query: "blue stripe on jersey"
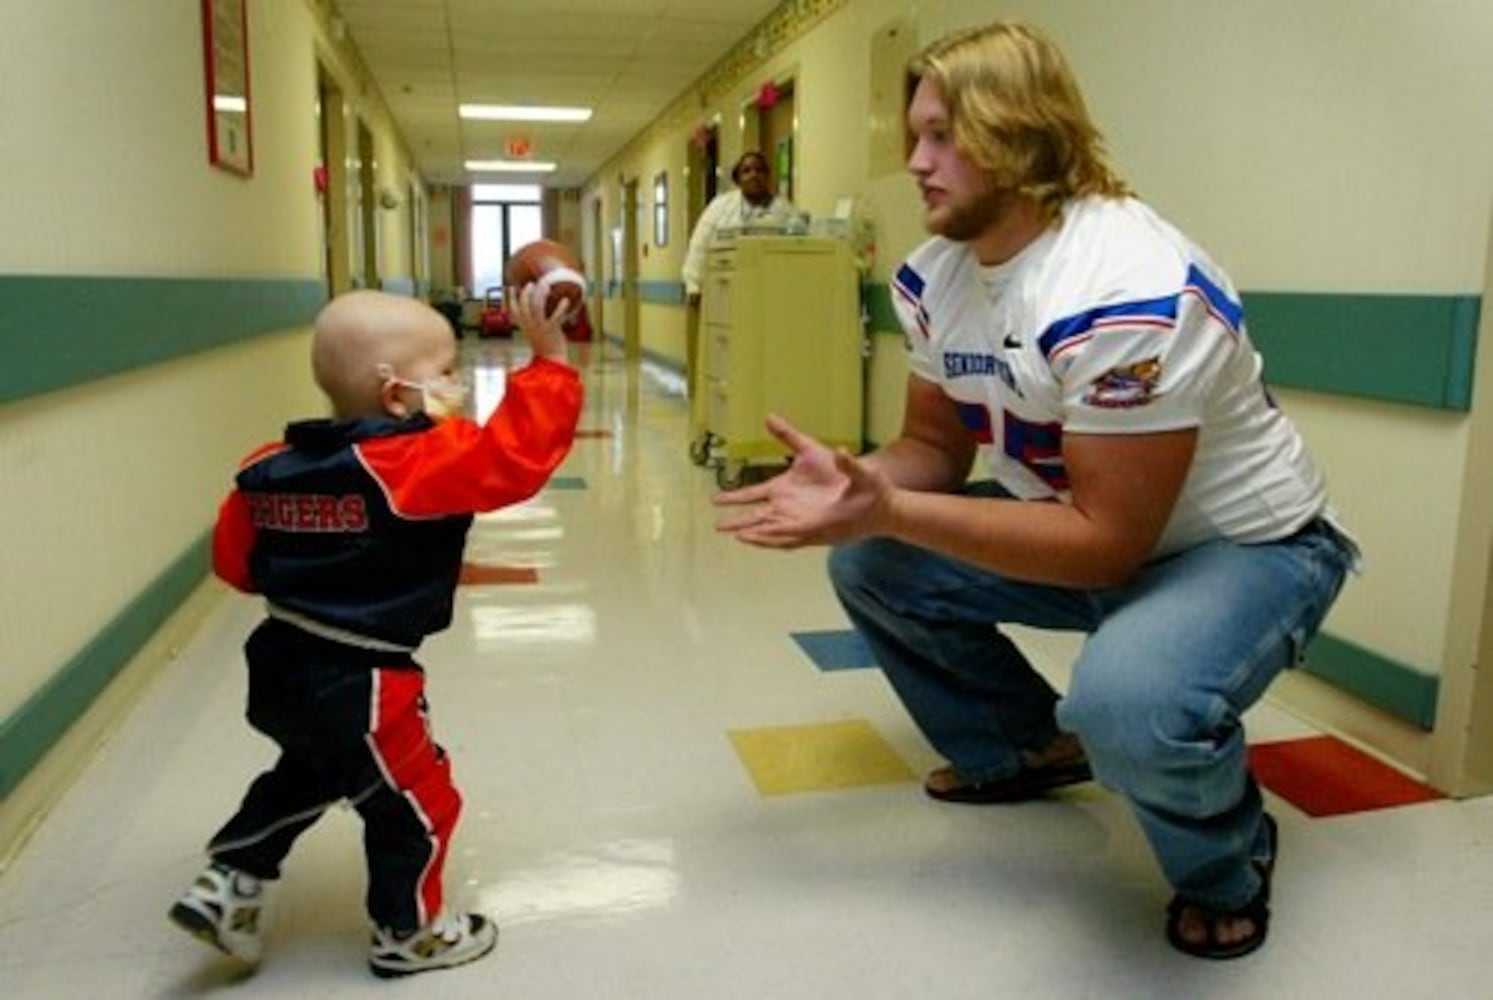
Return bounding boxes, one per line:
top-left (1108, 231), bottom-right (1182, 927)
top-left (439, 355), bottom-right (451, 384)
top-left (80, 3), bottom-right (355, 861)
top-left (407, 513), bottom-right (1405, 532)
top-left (893, 263), bottom-right (924, 301)
top-left (1184, 264), bottom-right (1244, 333)
top-left (1038, 293), bottom-right (1178, 359)
top-left (1036, 264), bottom-right (1245, 360)
top-left (893, 263), bottom-right (932, 339)
top-left (1002, 415), bottom-right (1067, 491)
top-left (955, 401), bottom-right (995, 444)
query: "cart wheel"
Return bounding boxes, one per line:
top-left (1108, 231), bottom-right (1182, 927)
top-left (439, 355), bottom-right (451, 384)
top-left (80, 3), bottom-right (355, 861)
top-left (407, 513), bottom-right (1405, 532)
top-left (688, 431), bottom-right (713, 467)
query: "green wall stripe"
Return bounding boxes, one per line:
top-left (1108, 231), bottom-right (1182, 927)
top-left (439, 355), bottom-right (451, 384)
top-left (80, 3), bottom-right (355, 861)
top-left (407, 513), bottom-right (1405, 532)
top-left (380, 277), bottom-right (418, 297)
top-left (600, 280), bottom-right (686, 305)
top-left (1244, 292), bottom-right (1480, 410)
top-left (860, 283), bottom-right (1481, 412)
top-left (638, 280), bottom-right (686, 305)
top-left (1302, 632), bottom-right (1440, 730)
top-left (0, 275), bottom-right (326, 405)
top-left (0, 534), bottom-right (210, 800)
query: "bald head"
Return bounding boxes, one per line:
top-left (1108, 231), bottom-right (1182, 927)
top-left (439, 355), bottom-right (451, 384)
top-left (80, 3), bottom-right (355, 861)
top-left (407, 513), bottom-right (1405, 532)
top-left (311, 290), bottom-right (453, 418)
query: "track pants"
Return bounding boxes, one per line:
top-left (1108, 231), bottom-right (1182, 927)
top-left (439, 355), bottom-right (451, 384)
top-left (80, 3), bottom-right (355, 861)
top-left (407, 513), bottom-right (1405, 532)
top-left (206, 619), bottom-right (461, 934)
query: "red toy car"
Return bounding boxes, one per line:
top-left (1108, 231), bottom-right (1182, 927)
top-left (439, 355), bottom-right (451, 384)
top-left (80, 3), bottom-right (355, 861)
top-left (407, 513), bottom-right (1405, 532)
top-left (478, 287), bottom-right (512, 338)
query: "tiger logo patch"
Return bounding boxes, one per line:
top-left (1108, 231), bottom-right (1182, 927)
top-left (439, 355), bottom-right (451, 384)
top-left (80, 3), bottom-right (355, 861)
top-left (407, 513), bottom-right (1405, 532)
top-left (1084, 358), bottom-right (1162, 409)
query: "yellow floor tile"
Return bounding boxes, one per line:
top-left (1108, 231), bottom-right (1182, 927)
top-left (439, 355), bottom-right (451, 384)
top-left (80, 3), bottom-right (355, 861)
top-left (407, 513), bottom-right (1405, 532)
top-left (727, 718), bottom-right (916, 796)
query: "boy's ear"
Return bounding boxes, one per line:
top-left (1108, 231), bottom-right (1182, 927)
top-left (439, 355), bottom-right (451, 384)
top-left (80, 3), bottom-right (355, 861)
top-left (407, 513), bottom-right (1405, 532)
top-left (379, 374), bottom-right (409, 418)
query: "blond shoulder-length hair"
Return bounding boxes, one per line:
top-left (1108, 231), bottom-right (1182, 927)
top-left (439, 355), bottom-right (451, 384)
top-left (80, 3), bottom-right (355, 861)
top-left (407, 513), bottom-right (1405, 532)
top-left (911, 21), bottom-right (1131, 221)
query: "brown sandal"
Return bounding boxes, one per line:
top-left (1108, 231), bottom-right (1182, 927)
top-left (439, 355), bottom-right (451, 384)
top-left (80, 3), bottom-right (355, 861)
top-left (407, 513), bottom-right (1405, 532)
top-left (923, 757), bottom-right (1093, 804)
top-left (1165, 813), bottom-right (1277, 960)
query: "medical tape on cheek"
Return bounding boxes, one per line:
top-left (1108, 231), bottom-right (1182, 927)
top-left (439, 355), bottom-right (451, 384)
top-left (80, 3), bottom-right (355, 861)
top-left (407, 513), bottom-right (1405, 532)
top-left (536, 267), bottom-right (588, 297)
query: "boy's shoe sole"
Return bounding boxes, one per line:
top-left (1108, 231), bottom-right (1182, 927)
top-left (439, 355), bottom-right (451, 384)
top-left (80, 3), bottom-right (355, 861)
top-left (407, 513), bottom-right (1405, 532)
top-left (369, 913), bottom-right (498, 979)
top-left (170, 900), bottom-right (233, 953)
top-left (167, 862), bottom-right (264, 964)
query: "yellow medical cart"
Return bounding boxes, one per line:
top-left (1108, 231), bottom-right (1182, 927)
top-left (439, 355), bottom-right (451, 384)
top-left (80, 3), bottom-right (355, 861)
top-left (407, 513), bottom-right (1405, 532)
top-left (694, 235), bottom-right (864, 487)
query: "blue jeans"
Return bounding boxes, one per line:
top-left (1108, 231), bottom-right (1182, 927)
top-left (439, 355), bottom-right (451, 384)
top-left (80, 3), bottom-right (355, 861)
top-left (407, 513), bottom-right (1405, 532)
top-left (827, 486), bottom-right (1354, 910)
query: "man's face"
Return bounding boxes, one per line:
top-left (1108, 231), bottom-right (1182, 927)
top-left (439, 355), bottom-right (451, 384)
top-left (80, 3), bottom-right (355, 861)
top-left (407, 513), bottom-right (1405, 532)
top-left (906, 77), bottom-right (1006, 241)
top-left (736, 156), bottom-right (772, 205)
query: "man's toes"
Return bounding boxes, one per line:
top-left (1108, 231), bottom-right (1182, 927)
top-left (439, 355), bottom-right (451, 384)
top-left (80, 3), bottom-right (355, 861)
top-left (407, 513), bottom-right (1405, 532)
top-left (1174, 906), bottom-right (1209, 945)
top-left (1215, 915), bottom-right (1256, 946)
top-left (1175, 906), bottom-right (1257, 947)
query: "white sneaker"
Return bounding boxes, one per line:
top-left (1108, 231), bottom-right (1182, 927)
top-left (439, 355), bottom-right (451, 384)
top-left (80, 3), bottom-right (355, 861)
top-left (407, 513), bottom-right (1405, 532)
top-left (168, 861), bottom-right (265, 964)
top-left (368, 911), bottom-right (497, 979)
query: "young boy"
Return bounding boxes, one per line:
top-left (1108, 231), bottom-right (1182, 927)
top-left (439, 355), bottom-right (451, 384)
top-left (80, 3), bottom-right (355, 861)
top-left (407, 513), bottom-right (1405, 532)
top-left (169, 285), bottom-right (582, 978)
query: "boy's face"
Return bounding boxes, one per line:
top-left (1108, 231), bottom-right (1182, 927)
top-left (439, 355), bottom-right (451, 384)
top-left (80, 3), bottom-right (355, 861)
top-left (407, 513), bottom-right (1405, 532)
top-left (401, 328), bottom-right (457, 385)
top-left (383, 325), bottom-right (463, 419)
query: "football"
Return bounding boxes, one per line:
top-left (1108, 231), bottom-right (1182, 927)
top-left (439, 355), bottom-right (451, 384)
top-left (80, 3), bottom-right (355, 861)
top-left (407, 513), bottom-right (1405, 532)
top-left (504, 238), bottom-right (587, 324)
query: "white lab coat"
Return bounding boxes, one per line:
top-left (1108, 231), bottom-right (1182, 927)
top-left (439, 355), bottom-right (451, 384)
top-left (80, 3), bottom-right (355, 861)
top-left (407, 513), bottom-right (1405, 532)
top-left (681, 190), bottom-right (797, 296)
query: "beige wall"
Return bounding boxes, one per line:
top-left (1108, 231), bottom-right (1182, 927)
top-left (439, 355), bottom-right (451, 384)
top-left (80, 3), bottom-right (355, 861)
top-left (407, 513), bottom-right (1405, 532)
top-left (0, 2), bottom-right (316, 276)
top-left (584, 0), bottom-right (1493, 779)
top-left (0, 1), bottom-right (418, 743)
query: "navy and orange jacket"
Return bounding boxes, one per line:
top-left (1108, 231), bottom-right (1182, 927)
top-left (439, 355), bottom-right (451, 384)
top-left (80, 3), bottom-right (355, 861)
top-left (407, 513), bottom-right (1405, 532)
top-left (213, 358), bottom-right (582, 650)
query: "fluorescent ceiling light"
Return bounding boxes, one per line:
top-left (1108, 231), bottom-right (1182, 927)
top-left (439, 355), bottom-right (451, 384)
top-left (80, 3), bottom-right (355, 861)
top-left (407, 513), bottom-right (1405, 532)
top-left (213, 95), bottom-right (247, 113)
top-left (459, 104), bottom-right (592, 122)
top-left (465, 160), bottom-right (558, 173)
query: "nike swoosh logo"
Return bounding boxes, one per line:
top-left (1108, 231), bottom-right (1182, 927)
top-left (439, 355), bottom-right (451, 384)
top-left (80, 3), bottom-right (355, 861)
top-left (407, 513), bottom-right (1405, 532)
top-left (1003, 334), bottom-right (1022, 348)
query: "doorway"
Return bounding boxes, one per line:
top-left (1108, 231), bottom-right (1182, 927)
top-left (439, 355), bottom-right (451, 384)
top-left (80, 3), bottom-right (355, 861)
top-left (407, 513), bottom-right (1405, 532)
top-left (408, 180), bottom-right (424, 294)
top-left (684, 124), bottom-right (720, 398)
top-left (756, 80), bottom-right (796, 202)
top-left (589, 195), bottom-right (605, 338)
top-left (686, 123), bottom-right (720, 233)
top-left (356, 120), bottom-right (378, 288)
top-left (315, 66), bottom-right (350, 297)
top-left (621, 178), bottom-right (641, 360)
top-left (1430, 209), bottom-right (1493, 797)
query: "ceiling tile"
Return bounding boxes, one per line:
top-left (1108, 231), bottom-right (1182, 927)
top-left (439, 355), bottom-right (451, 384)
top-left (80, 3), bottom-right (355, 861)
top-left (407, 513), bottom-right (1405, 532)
top-left (332, 0), bottom-right (783, 185)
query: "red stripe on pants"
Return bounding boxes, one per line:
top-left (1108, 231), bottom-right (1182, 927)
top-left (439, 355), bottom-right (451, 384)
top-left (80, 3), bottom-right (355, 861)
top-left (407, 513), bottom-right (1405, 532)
top-left (368, 667), bottom-right (462, 927)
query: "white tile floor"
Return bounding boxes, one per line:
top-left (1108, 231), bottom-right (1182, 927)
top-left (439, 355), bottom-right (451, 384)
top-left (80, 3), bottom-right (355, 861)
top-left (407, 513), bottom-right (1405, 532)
top-left (1, 340), bottom-right (1490, 998)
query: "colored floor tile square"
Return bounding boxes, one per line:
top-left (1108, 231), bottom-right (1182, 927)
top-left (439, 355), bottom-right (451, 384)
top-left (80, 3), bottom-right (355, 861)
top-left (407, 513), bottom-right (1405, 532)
top-left (548, 476), bottom-right (587, 490)
top-left (791, 629), bottom-right (877, 672)
top-left (459, 562), bottom-right (539, 586)
top-left (1249, 735), bottom-right (1445, 818)
top-left (727, 719), bottom-right (915, 796)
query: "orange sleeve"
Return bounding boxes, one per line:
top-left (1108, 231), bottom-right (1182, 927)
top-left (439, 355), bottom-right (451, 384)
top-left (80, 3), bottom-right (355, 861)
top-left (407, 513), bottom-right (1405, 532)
top-left (360, 357), bottom-right (584, 517)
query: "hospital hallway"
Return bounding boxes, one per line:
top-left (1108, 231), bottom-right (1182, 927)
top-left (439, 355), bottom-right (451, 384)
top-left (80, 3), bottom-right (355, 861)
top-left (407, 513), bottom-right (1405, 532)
top-left (1, 339), bottom-right (1489, 999)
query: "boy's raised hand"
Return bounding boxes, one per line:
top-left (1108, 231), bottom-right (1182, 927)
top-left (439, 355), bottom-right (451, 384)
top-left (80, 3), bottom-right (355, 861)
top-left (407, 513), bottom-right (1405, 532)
top-left (508, 283), bottom-right (571, 362)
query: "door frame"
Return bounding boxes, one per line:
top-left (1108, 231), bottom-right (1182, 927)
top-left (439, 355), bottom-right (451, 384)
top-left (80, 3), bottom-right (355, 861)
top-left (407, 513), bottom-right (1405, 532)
top-left (621, 177), bottom-right (641, 360)
top-left (315, 64), bottom-right (350, 297)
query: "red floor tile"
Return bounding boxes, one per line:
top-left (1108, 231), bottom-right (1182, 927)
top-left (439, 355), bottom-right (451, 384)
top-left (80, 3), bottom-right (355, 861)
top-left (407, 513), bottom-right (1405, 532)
top-left (1250, 735), bottom-right (1444, 818)
top-left (459, 562), bottom-right (539, 585)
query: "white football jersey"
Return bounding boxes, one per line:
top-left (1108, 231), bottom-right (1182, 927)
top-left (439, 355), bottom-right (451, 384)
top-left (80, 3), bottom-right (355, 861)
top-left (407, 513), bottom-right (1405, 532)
top-left (893, 196), bottom-right (1327, 555)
